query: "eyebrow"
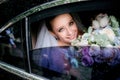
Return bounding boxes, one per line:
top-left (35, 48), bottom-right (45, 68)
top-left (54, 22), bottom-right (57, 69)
top-left (56, 17), bottom-right (74, 31)
top-left (70, 18), bottom-right (74, 21)
top-left (56, 26), bottom-right (64, 32)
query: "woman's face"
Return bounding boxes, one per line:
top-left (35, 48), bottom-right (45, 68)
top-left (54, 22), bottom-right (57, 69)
top-left (50, 13), bottom-right (79, 45)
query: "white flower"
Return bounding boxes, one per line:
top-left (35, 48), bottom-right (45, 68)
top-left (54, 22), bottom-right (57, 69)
top-left (106, 44), bottom-right (113, 47)
top-left (71, 13), bottom-right (119, 49)
top-left (92, 20), bottom-right (100, 29)
top-left (96, 13), bottom-right (104, 21)
top-left (71, 39), bottom-right (80, 46)
top-left (99, 26), bottom-right (115, 42)
top-left (71, 35), bottom-right (81, 46)
top-left (99, 15), bottom-right (109, 27)
top-left (79, 39), bottom-right (88, 46)
top-left (89, 34), bottom-right (95, 42)
top-left (96, 13), bottom-right (109, 28)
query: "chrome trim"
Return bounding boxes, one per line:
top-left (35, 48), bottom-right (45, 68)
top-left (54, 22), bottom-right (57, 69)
top-left (0, 61), bottom-right (49, 80)
top-left (0, 0), bottom-right (85, 33)
top-left (25, 17), bottom-right (31, 73)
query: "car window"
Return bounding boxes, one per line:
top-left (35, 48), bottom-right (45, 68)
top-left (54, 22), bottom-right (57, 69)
top-left (28, 1), bottom-right (120, 80)
top-left (0, 20), bottom-right (26, 70)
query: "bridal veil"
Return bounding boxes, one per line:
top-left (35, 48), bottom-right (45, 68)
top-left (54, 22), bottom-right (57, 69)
top-left (34, 22), bottom-right (58, 49)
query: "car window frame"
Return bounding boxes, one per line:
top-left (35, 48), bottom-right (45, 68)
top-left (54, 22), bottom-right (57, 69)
top-left (0, 0), bottom-right (119, 80)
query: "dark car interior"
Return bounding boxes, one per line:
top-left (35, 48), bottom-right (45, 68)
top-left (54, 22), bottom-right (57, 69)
top-left (0, 0), bottom-right (120, 80)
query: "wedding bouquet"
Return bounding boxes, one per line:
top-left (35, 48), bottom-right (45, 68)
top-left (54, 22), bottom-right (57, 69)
top-left (71, 13), bottom-right (120, 66)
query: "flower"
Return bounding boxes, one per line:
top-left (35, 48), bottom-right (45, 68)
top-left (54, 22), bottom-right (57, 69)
top-left (81, 46), bottom-right (89, 56)
top-left (89, 44), bottom-right (101, 56)
top-left (95, 13), bottom-right (109, 28)
top-left (99, 25), bottom-right (115, 42)
top-left (81, 55), bottom-right (94, 66)
top-left (92, 20), bottom-right (100, 29)
top-left (71, 13), bottom-right (120, 66)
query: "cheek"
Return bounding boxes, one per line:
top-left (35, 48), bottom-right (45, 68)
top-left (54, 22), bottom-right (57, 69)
top-left (56, 33), bottom-right (67, 41)
top-left (72, 25), bottom-right (78, 32)
top-left (58, 33), bottom-right (66, 39)
top-left (72, 24), bottom-right (77, 29)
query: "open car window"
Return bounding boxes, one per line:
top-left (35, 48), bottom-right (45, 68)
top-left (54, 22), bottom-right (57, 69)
top-left (0, 0), bottom-right (119, 80)
top-left (29, 1), bottom-right (120, 80)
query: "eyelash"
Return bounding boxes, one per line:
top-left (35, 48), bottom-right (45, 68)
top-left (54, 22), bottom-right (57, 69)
top-left (69, 21), bottom-right (74, 26)
top-left (58, 28), bottom-right (63, 32)
top-left (58, 21), bottom-right (74, 32)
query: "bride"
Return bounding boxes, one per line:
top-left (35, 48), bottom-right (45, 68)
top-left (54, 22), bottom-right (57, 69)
top-left (33, 13), bottom-right (84, 80)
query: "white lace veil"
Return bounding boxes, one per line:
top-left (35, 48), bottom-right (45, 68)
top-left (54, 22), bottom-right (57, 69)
top-left (34, 22), bottom-right (58, 49)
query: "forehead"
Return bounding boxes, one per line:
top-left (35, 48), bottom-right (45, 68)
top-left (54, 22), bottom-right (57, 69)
top-left (54, 13), bottom-right (72, 20)
top-left (51, 13), bottom-right (72, 22)
top-left (50, 13), bottom-right (72, 26)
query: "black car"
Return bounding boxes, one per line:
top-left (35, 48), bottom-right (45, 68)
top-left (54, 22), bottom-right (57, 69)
top-left (0, 0), bottom-right (120, 80)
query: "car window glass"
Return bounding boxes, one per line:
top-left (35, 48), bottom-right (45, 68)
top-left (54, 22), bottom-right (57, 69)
top-left (0, 20), bottom-right (26, 70)
top-left (29, 1), bottom-right (120, 80)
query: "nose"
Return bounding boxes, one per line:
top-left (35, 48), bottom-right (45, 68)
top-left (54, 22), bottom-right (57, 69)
top-left (66, 28), bottom-right (72, 35)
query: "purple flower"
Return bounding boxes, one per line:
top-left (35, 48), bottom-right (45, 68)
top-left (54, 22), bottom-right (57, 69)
top-left (94, 55), bottom-right (104, 63)
top-left (80, 46), bottom-right (120, 66)
top-left (81, 55), bottom-right (94, 66)
top-left (89, 45), bottom-right (101, 56)
top-left (114, 48), bottom-right (120, 60)
top-left (81, 46), bottom-right (89, 56)
top-left (101, 47), bottom-right (114, 59)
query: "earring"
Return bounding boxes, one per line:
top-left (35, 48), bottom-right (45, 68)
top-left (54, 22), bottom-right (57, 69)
top-left (55, 36), bottom-right (58, 40)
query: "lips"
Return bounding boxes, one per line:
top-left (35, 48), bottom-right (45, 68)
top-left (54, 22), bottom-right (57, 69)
top-left (69, 33), bottom-right (77, 40)
top-left (70, 36), bottom-right (76, 40)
